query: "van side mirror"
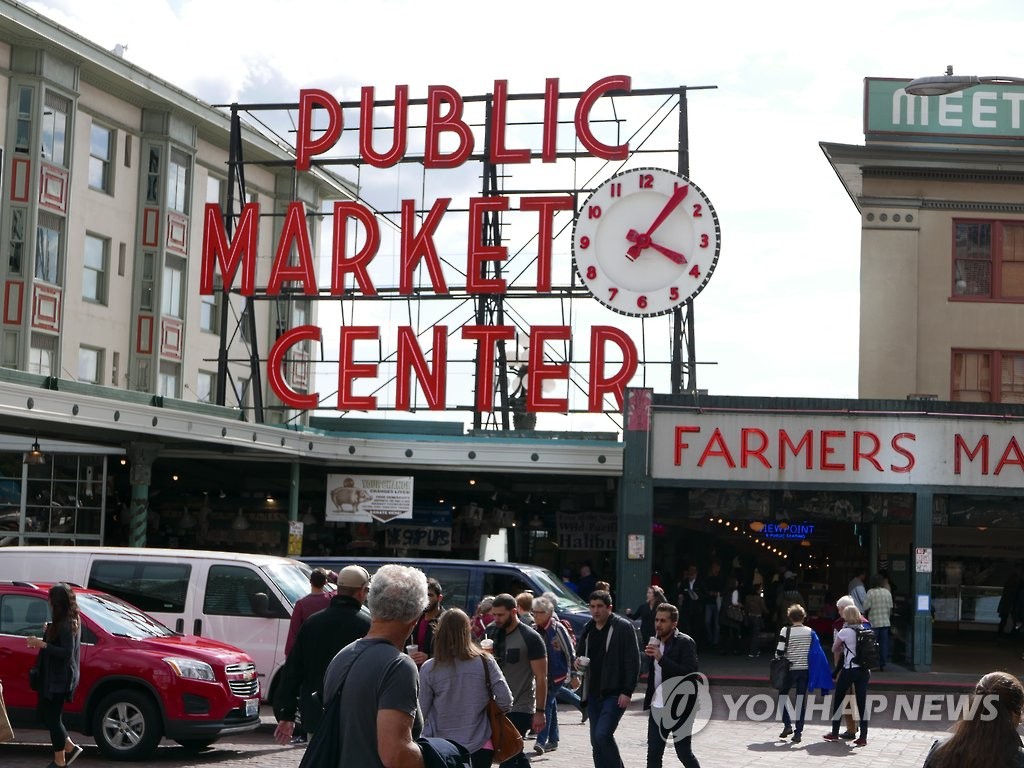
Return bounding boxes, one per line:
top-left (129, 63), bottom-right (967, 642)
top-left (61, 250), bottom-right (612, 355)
top-left (250, 592), bottom-right (270, 616)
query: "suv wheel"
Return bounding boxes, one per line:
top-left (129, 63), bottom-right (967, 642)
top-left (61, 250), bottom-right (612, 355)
top-left (93, 689), bottom-right (163, 760)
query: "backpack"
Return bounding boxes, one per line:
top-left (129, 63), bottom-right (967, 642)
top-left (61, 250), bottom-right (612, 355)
top-left (559, 618), bottom-right (577, 646)
top-left (852, 627), bottom-right (880, 669)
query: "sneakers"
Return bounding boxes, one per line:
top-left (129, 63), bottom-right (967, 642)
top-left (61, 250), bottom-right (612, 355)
top-left (791, 734), bottom-right (802, 744)
top-left (822, 733), bottom-right (840, 742)
top-left (289, 733), bottom-right (308, 746)
top-left (779, 726), bottom-right (793, 738)
top-left (854, 738), bottom-right (868, 747)
top-left (65, 745), bottom-right (84, 767)
top-left (840, 731), bottom-right (857, 740)
top-left (534, 744), bottom-right (546, 755)
top-left (543, 743), bottom-right (558, 753)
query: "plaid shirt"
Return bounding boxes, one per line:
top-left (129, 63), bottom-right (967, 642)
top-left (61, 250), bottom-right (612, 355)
top-left (862, 587), bottom-right (893, 628)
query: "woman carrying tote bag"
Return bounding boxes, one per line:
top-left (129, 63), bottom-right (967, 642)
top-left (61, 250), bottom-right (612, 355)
top-left (419, 609), bottom-right (513, 768)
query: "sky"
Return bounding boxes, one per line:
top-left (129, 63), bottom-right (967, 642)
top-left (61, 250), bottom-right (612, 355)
top-left (23, 0), bottom-right (1024, 431)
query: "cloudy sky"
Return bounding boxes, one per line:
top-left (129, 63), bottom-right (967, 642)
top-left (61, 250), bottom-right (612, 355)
top-left (23, 0), bottom-right (1024, 430)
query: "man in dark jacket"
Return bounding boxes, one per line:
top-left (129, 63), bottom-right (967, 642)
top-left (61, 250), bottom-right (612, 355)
top-left (643, 603), bottom-right (701, 768)
top-left (272, 565), bottom-right (372, 743)
top-left (576, 589), bottom-right (640, 768)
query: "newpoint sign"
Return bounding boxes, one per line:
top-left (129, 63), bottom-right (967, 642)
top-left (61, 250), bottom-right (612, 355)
top-left (651, 411), bottom-right (1024, 489)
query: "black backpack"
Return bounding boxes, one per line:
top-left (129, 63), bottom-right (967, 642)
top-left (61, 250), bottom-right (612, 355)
top-left (852, 627), bottom-right (880, 670)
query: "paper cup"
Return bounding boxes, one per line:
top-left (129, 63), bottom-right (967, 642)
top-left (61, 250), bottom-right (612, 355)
top-left (480, 638), bottom-right (494, 651)
top-left (577, 655), bottom-right (590, 668)
top-left (406, 644), bottom-right (418, 654)
top-left (648, 636), bottom-right (658, 646)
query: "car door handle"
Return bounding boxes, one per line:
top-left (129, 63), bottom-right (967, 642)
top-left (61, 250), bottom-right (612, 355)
top-left (193, 619), bottom-right (202, 635)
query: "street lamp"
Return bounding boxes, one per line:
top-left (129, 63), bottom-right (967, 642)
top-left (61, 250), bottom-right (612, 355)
top-left (906, 65), bottom-right (1024, 96)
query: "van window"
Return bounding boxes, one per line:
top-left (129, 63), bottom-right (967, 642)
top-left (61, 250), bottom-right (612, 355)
top-left (204, 564), bottom-right (286, 617)
top-left (483, 570), bottom-right (534, 601)
top-left (425, 568), bottom-right (471, 615)
top-left (89, 560), bottom-right (191, 613)
top-left (0, 594), bottom-right (49, 636)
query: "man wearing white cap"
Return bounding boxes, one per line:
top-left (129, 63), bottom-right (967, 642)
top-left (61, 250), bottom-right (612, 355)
top-left (274, 565), bottom-right (372, 745)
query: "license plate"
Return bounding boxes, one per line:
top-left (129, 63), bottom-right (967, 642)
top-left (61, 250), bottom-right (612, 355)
top-left (245, 698), bottom-right (259, 718)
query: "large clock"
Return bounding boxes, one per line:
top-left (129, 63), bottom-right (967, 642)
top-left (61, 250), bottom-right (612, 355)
top-left (572, 167), bottom-right (721, 317)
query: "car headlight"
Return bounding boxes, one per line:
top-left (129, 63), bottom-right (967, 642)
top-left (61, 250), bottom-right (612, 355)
top-left (163, 657), bottom-right (216, 681)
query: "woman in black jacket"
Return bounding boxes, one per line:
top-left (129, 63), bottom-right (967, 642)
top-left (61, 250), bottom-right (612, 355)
top-left (632, 585), bottom-right (667, 646)
top-left (27, 583), bottom-right (83, 768)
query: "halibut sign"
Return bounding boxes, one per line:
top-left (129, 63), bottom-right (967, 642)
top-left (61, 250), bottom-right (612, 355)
top-left (200, 76), bottom-right (644, 415)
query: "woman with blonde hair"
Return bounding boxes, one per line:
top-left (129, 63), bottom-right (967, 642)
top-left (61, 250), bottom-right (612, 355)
top-left (419, 608), bottom-right (513, 768)
top-left (924, 671), bottom-right (1024, 767)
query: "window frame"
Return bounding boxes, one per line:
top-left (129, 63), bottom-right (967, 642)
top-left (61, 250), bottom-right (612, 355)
top-left (88, 123), bottom-right (115, 193)
top-left (78, 345), bottom-right (102, 384)
top-left (952, 218), bottom-right (1024, 302)
top-left (35, 211), bottom-right (63, 285)
top-left (83, 232), bottom-right (108, 304)
top-left (951, 348), bottom-right (1024, 403)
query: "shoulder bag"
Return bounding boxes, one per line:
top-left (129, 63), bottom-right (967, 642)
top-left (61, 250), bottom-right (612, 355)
top-left (481, 655), bottom-right (523, 764)
top-left (297, 642), bottom-right (372, 768)
top-left (0, 681), bottom-right (13, 743)
top-left (769, 626), bottom-right (792, 691)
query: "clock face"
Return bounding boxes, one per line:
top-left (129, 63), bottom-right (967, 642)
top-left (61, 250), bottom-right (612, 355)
top-left (572, 167), bottom-right (721, 317)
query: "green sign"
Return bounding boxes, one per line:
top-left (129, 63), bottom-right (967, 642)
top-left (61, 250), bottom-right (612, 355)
top-left (865, 77), bottom-right (1024, 139)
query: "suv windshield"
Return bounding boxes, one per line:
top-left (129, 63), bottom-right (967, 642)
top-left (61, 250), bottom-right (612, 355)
top-left (527, 567), bottom-right (589, 614)
top-left (79, 592), bottom-right (176, 639)
top-left (263, 562), bottom-right (321, 607)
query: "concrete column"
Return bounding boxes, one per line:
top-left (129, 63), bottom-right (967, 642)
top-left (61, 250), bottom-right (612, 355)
top-left (616, 388), bottom-right (654, 614)
top-left (911, 490), bottom-right (933, 671)
top-left (127, 442), bottom-right (161, 548)
top-left (289, 461), bottom-right (300, 522)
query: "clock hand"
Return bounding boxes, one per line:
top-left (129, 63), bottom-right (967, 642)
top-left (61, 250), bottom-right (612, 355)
top-left (643, 183), bottom-right (689, 239)
top-left (626, 229), bottom-right (687, 264)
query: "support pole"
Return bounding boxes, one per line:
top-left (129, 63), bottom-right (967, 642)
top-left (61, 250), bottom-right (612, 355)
top-left (911, 491), bottom-right (933, 671)
top-left (616, 388), bottom-right (654, 613)
top-left (127, 442), bottom-right (161, 548)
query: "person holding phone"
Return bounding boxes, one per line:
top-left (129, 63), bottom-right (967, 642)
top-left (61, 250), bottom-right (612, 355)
top-left (27, 583), bottom-right (83, 768)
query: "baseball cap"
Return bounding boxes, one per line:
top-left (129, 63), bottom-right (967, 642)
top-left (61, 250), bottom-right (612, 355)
top-left (337, 565), bottom-right (371, 588)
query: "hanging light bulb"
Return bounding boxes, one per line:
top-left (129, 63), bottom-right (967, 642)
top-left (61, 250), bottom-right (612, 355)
top-left (232, 508), bottom-right (250, 531)
top-left (23, 439), bottom-right (45, 465)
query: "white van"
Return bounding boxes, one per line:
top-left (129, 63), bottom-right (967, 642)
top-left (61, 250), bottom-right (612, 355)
top-left (0, 546), bottom-right (320, 700)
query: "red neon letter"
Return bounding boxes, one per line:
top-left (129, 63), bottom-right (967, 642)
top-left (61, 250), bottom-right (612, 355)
top-left (296, 89), bottom-right (342, 171)
top-left (698, 429), bottom-right (736, 468)
top-left (891, 432), bottom-right (916, 473)
top-left (588, 326), bottom-right (638, 412)
top-left (360, 84), bottom-right (408, 167)
top-left (201, 202), bottom-right (258, 296)
top-left (462, 325), bottom-right (516, 412)
top-left (954, 433), bottom-right (988, 475)
top-left (489, 80), bottom-right (531, 164)
top-left (337, 326), bottom-right (379, 411)
top-left (674, 426), bottom-right (700, 466)
top-left (267, 202), bottom-right (317, 295)
top-left (820, 430), bottom-right (847, 471)
top-left (332, 202), bottom-right (379, 296)
top-left (574, 75), bottom-right (631, 161)
top-left (527, 326), bottom-right (570, 412)
top-left (400, 198), bottom-right (450, 294)
top-left (741, 428), bottom-right (771, 469)
top-left (267, 325), bottom-right (320, 409)
top-left (853, 431), bottom-right (883, 471)
top-left (995, 436), bottom-right (1024, 475)
top-left (542, 78), bottom-right (559, 163)
top-left (424, 85), bottom-right (474, 169)
top-left (466, 196), bottom-right (509, 294)
top-left (778, 429), bottom-right (813, 470)
top-left (520, 195), bottom-right (573, 292)
top-left (395, 326), bottom-right (448, 411)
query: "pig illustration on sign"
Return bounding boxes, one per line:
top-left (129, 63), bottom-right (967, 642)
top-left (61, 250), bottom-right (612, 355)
top-left (331, 477), bottom-right (373, 513)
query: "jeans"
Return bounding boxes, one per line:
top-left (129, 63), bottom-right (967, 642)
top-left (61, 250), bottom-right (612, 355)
top-left (647, 711), bottom-right (701, 768)
top-left (588, 694), bottom-right (628, 768)
top-left (537, 681), bottom-right (563, 747)
top-left (778, 668), bottom-right (809, 735)
top-left (704, 601), bottom-right (721, 646)
top-left (830, 666), bottom-right (870, 740)
top-left (498, 711), bottom-right (531, 768)
top-left (557, 683), bottom-right (582, 708)
top-left (874, 626), bottom-right (890, 668)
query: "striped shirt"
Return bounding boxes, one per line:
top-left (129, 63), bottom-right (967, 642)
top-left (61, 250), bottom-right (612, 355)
top-left (775, 624), bottom-right (813, 670)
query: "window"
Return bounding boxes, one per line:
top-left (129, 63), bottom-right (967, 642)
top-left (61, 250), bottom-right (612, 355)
top-left (167, 147), bottom-right (191, 213)
top-left (200, 293), bottom-right (219, 332)
top-left (9, 207), bottom-right (26, 274)
top-left (203, 565), bottom-right (285, 617)
top-left (89, 123), bottom-right (114, 192)
top-left (83, 233), bottom-right (107, 303)
top-left (146, 146), bottom-right (161, 203)
top-left (41, 91), bottom-right (70, 166)
top-left (161, 254), bottom-right (184, 318)
top-left (158, 360), bottom-right (180, 398)
top-left (35, 211), bottom-right (63, 284)
top-left (28, 333), bottom-right (57, 375)
top-left (140, 251), bottom-right (155, 310)
top-left (0, 595), bottom-right (50, 636)
top-left (953, 220), bottom-right (1024, 300)
top-left (952, 349), bottom-right (1024, 403)
top-left (206, 175), bottom-right (224, 206)
top-left (15, 86), bottom-right (33, 154)
top-left (78, 346), bottom-right (102, 383)
top-left (88, 560), bottom-right (191, 614)
top-left (196, 370), bottom-right (215, 403)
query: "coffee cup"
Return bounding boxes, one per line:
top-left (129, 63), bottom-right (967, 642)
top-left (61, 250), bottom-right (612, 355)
top-left (577, 655), bottom-right (590, 669)
top-left (648, 636), bottom-right (658, 646)
top-left (406, 644), bottom-right (418, 655)
top-left (480, 638), bottom-right (494, 651)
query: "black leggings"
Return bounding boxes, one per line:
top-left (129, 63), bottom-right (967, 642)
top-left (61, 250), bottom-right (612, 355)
top-left (38, 694), bottom-right (69, 752)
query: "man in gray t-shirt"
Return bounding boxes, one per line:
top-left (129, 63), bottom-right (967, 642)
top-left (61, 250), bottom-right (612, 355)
top-left (320, 564), bottom-right (429, 768)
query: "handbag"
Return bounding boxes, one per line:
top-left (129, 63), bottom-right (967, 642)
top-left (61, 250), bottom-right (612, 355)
top-left (0, 681), bottom-right (14, 744)
top-left (769, 626), bottom-right (792, 691)
top-left (29, 653), bottom-right (43, 692)
top-left (724, 603), bottom-right (745, 624)
top-left (481, 655), bottom-right (523, 764)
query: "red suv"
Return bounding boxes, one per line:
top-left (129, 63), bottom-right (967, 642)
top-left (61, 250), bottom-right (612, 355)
top-left (0, 581), bottom-right (261, 759)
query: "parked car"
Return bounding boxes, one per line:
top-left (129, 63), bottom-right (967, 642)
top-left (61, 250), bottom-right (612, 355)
top-left (300, 556), bottom-right (593, 637)
top-left (0, 580), bottom-right (261, 759)
top-left (0, 546), bottom-right (325, 700)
